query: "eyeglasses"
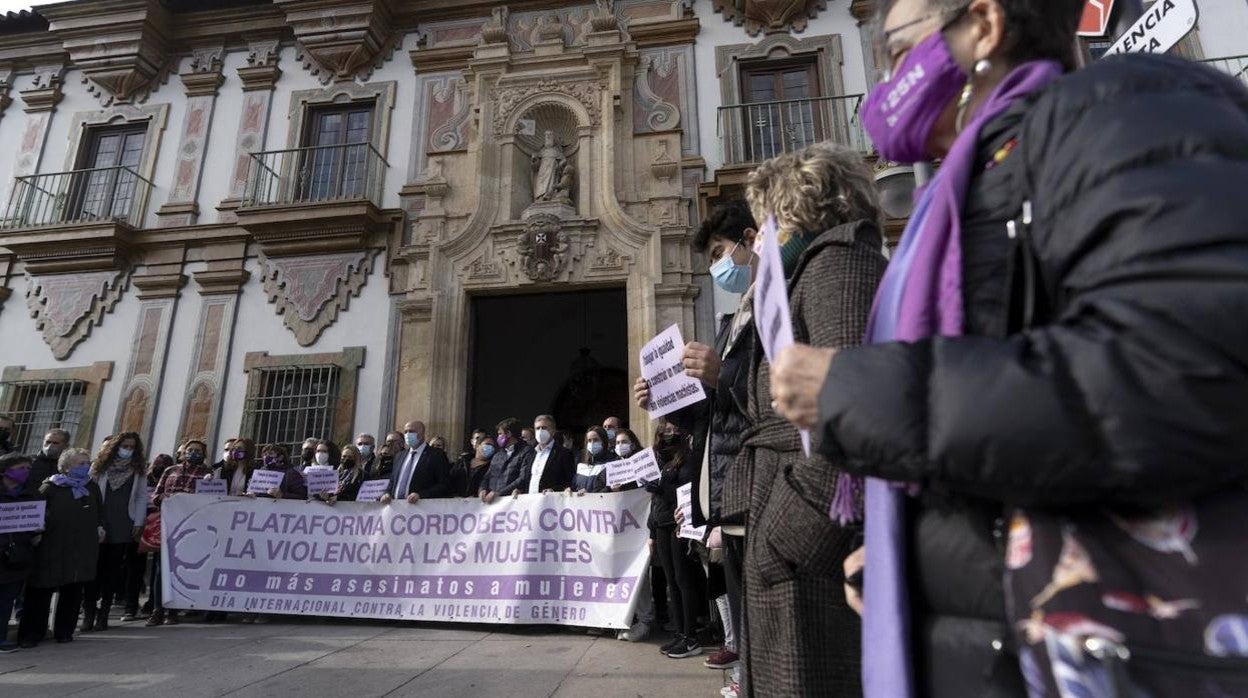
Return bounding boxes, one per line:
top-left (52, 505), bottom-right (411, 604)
top-left (874, 3), bottom-right (971, 80)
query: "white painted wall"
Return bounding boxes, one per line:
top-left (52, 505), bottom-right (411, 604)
top-left (1195, 0), bottom-right (1248, 58)
top-left (195, 50), bottom-right (247, 220)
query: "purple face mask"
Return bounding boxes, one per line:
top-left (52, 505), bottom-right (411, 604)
top-left (862, 29), bottom-right (967, 164)
top-left (4, 467), bottom-right (29, 486)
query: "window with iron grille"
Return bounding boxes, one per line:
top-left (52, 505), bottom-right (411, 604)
top-left (0, 379), bottom-right (87, 454)
top-left (240, 364), bottom-right (342, 458)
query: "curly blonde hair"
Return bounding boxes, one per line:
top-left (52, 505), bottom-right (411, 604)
top-left (745, 142), bottom-right (880, 242)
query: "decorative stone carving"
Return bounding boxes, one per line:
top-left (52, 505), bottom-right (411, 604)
top-left (41, 0), bottom-right (173, 106)
top-left (26, 268), bottom-right (130, 360)
top-left (427, 78), bottom-right (471, 152)
top-left (278, 0), bottom-right (399, 84)
top-left (531, 131), bottom-right (574, 205)
top-left (238, 39), bottom-right (282, 91)
top-left (590, 0), bottom-right (620, 32)
top-left (634, 54), bottom-right (681, 132)
top-left (712, 0), bottom-right (828, 36)
top-left (20, 64), bottom-right (65, 113)
top-left (480, 6), bottom-right (509, 45)
top-left (493, 78), bottom-right (602, 135)
top-left (651, 140), bottom-right (679, 183)
top-left (535, 13), bottom-right (565, 43)
top-left (261, 250), bottom-right (378, 346)
top-left (516, 215), bottom-right (569, 282)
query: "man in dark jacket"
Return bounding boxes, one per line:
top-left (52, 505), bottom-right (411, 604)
top-left (480, 418), bottom-right (532, 502)
top-left (381, 421), bottom-right (450, 503)
top-left (0, 415), bottom-right (15, 457)
top-left (509, 415), bottom-right (574, 494)
top-left (28, 428), bottom-right (69, 491)
top-left (771, 47), bottom-right (1248, 698)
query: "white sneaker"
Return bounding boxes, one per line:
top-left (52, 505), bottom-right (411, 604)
top-left (720, 682), bottom-right (740, 697)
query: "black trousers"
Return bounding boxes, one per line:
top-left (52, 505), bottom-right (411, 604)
top-left (122, 546), bottom-right (146, 613)
top-left (83, 542), bottom-right (129, 616)
top-left (653, 525), bottom-right (707, 637)
top-left (19, 583), bottom-right (83, 643)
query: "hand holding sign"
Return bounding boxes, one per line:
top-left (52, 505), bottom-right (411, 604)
top-left (304, 466), bottom-right (338, 498)
top-left (676, 483), bottom-right (707, 541)
top-left (247, 469), bottom-right (285, 496)
top-left (356, 479), bottom-right (390, 502)
top-left (605, 448), bottom-right (663, 489)
top-left (640, 324), bottom-right (707, 419)
top-left (0, 500), bottom-right (45, 534)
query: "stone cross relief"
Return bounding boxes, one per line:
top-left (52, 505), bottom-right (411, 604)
top-left (531, 130), bottom-right (574, 206)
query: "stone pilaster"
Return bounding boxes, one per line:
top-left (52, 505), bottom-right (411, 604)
top-left (156, 47), bottom-right (225, 228)
top-left (14, 64), bottom-right (64, 180)
top-left (217, 39), bottom-right (281, 221)
top-left (115, 247), bottom-right (187, 443)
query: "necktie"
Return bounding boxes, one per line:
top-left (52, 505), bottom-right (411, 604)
top-left (397, 451), bottom-right (416, 497)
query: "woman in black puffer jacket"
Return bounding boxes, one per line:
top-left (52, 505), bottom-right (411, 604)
top-left (768, 1), bottom-right (1248, 696)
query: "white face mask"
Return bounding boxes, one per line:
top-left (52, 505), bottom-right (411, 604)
top-left (117, 447), bottom-right (134, 460)
top-left (536, 428), bottom-right (552, 445)
top-left (314, 452), bottom-right (330, 466)
top-left (358, 444), bottom-right (373, 458)
top-left (615, 443), bottom-right (633, 458)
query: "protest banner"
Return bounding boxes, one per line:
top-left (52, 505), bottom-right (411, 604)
top-left (605, 448), bottom-right (663, 489)
top-left (356, 479), bottom-right (390, 502)
top-left (754, 216), bottom-right (812, 457)
top-left (304, 466), bottom-right (338, 497)
top-left (676, 483), bottom-right (706, 541)
top-left (194, 478), bottom-right (226, 496)
top-left (0, 500), bottom-right (45, 534)
top-left (247, 469), bottom-right (285, 496)
top-left (640, 324), bottom-right (706, 419)
top-left (160, 490), bottom-right (653, 629)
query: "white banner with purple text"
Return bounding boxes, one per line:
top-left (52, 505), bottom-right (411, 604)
top-left (161, 490), bottom-right (652, 629)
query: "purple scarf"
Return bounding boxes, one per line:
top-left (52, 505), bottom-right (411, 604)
top-left (861, 60), bottom-right (1063, 698)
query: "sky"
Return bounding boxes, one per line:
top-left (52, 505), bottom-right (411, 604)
top-left (0, 1), bottom-right (31, 13)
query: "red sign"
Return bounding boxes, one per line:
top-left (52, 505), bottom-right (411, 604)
top-left (1078, 0), bottom-right (1116, 36)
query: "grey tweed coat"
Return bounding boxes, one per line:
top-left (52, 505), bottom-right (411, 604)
top-left (734, 219), bottom-right (886, 698)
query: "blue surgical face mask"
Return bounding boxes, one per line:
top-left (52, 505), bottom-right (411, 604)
top-left (69, 464), bottom-right (90, 479)
top-left (405, 432), bottom-right (421, 449)
top-left (117, 447), bottom-right (134, 460)
top-left (482, 444), bottom-right (496, 458)
top-left (615, 443), bottom-right (633, 458)
top-left (710, 242), bottom-right (752, 294)
top-left (588, 442), bottom-right (603, 456)
top-left (358, 444), bottom-right (373, 458)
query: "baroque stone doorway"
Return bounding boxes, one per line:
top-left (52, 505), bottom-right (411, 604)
top-left (466, 288), bottom-right (629, 449)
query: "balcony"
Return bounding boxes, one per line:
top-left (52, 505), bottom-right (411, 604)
top-left (717, 94), bottom-right (873, 166)
top-left (0, 167), bottom-right (154, 270)
top-left (3, 166), bottom-right (152, 230)
top-left (236, 142), bottom-right (394, 251)
top-left (1201, 54), bottom-right (1248, 88)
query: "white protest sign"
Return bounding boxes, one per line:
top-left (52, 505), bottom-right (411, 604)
top-left (304, 466), bottom-right (338, 498)
top-left (161, 491), bottom-right (653, 629)
top-left (247, 469), bottom-right (286, 496)
top-left (0, 500), bottom-right (45, 533)
top-left (356, 479), bottom-right (390, 502)
top-left (676, 483), bottom-right (707, 541)
top-left (753, 216), bottom-right (812, 457)
top-left (641, 324), bottom-right (707, 418)
top-left (194, 478), bottom-right (227, 496)
top-left (1104, 0), bottom-right (1198, 56)
top-left (605, 448), bottom-right (663, 489)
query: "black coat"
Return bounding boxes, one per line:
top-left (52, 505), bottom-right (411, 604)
top-left (817, 56), bottom-right (1248, 697)
top-left (647, 444), bottom-right (697, 531)
top-left (387, 445), bottom-right (452, 499)
top-left (31, 480), bottom-right (103, 589)
top-left (28, 454), bottom-right (57, 497)
top-left (671, 312), bottom-right (754, 527)
top-left (449, 455), bottom-right (490, 498)
top-left (0, 484), bottom-right (38, 584)
top-left (511, 444), bottom-right (575, 493)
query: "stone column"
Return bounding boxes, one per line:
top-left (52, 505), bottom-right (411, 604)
top-left (216, 39), bottom-right (281, 220)
top-left (156, 47), bottom-right (225, 227)
top-left (115, 247), bottom-right (187, 445)
top-left (13, 64), bottom-right (64, 180)
top-left (176, 242), bottom-right (250, 447)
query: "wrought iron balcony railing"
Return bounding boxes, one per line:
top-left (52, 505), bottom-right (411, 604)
top-left (1201, 54), bottom-right (1248, 87)
top-left (718, 94), bottom-right (874, 166)
top-left (1, 166), bottom-right (153, 230)
top-left (244, 142), bottom-right (388, 208)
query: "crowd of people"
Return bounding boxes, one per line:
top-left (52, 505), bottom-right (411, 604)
top-left (4, 1), bottom-right (1248, 696)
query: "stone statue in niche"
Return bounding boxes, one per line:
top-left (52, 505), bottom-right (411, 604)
top-left (531, 130), bottom-right (574, 206)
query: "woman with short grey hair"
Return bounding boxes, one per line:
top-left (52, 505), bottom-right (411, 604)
top-left (725, 141), bottom-right (886, 696)
top-left (17, 447), bottom-right (102, 648)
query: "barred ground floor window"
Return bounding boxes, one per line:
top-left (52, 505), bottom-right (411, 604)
top-left (0, 362), bottom-right (113, 452)
top-left (239, 347), bottom-right (365, 457)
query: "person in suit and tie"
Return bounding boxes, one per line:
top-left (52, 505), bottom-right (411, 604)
top-left (379, 421), bottom-right (450, 504)
top-left (510, 415), bottom-right (575, 495)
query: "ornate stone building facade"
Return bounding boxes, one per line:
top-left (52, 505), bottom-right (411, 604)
top-left (0, 0), bottom-right (1240, 455)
